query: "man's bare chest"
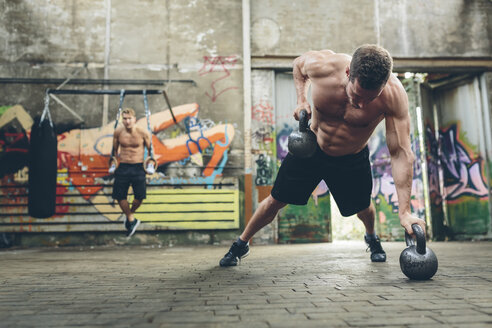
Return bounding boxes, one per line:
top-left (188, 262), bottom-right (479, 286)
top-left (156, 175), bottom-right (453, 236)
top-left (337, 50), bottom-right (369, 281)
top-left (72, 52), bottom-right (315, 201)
top-left (119, 133), bottom-right (143, 148)
top-left (315, 101), bottom-right (383, 128)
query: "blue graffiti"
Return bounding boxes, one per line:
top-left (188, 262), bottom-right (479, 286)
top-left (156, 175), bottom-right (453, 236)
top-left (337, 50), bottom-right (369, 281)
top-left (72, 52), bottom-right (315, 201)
top-left (184, 117), bottom-right (212, 155)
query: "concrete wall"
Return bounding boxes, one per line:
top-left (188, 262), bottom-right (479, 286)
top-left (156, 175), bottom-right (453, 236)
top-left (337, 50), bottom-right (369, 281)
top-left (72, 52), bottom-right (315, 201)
top-left (1, 0), bottom-right (244, 133)
top-left (251, 0), bottom-right (491, 57)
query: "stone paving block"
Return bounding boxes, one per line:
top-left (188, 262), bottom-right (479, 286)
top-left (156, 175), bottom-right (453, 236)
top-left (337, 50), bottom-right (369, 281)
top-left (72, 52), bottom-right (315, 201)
top-left (89, 313), bottom-right (146, 326)
top-left (448, 324), bottom-right (492, 328)
top-left (237, 302), bottom-right (288, 310)
top-left (269, 318), bottom-right (349, 328)
top-left (438, 314), bottom-right (492, 324)
top-left (436, 309), bottom-right (485, 316)
top-left (156, 312), bottom-right (241, 323)
top-left (470, 301), bottom-right (492, 307)
top-left (411, 302), bottom-right (477, 310)
top-left (295, 306), bottom-right (348, 315)
top-left (406, 325), bottom-right (455, 328)
top-left (346, 315), bottom-right (439, 326)
top-left (478, 307), bottom-right (492, 315)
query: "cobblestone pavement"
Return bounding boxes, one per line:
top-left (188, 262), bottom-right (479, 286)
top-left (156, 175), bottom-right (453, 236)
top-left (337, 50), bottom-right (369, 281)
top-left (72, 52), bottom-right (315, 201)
top-left (1, 241), bottom-right (491, 327)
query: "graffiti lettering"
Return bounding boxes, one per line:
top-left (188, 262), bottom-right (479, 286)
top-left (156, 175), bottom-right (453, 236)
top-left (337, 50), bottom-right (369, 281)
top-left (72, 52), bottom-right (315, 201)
top-left (370, 133), bottom-right (424, 215)
top-left (276, 124), bottom-right (293, 160)
top-left (252, 100), bottom-right (274, 125)
top-left (426, 124), bottom-right (488, 202)
top-left (255, 154), bottom-right (273, 186)
top-left (251, 126), bottom-right (274, 152)
top-left (0, 132), bottom-right (27, 153)
top-left (13, 167), bottom-right (28, 183)
top-left (199, 55), bottom-right (239, 102)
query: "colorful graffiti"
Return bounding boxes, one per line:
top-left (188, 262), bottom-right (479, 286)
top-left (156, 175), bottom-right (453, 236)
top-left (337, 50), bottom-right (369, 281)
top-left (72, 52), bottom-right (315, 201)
top-left (251, 99), bottom-right (276, 188)
top-left (254, 154), bottom-right (274, 186)
top-left (370, 136), bottom-right (425, 214)
top-left (368, 125), bottom-right (427, 239)
top-left (251, 126), bottom-right (275, 152)
top-left (0, 103), bottom-right (236, 227)
top-left (276, 124), bottom-right (293, 161)
top-left (426, 123), bottom-right (488, 202)
top-left (425, 121), bottom-right (490, 237)
top-left (0, 105), bottom-right (33, 177)
top-left (277, 194), bottom-right (331, 243)
top-left (252, 99), bottom-right (274, 125)
top-left (199, 55), bottom-right (239, 102)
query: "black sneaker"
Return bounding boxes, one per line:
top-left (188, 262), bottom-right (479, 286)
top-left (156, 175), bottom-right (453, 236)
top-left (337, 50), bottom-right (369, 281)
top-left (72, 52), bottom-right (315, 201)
top-left (365, 235), bottom-right (386, 262)
top-left (126, 218), bottom-right (140, 237)
top-left (219, 241), bottom-right (250, 267)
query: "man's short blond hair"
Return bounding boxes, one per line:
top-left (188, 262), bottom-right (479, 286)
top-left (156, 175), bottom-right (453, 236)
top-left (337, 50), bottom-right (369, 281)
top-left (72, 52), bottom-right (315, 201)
top-left (122, 108), bottom-right (136, 117)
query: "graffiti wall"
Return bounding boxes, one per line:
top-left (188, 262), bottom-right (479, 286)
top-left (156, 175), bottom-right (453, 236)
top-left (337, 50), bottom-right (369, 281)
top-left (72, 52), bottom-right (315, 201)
top-left (0, 102), bottom-right (239, 232)
top-left (427, 76), bottom-right (491, 238)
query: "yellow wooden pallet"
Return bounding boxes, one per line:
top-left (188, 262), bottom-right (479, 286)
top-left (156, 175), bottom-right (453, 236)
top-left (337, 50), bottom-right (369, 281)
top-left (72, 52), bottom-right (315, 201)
top-left (131, 188), bottom-right (240, 230)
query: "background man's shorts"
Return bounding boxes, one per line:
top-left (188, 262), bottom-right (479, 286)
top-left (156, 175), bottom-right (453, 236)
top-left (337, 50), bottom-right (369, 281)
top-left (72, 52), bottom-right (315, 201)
top-left (271, 145), bottom-right (373, 216)
top-left (112, 163), bottom-right (147, 201)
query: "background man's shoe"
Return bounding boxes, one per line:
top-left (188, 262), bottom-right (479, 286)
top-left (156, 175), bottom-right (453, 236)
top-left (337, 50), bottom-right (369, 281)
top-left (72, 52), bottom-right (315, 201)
top-left (126, 219), bottom-right (140, 237)
top-left (219, 241), bottom-right (250, 267)
top-left (365, 235), bottom-right (386, 262)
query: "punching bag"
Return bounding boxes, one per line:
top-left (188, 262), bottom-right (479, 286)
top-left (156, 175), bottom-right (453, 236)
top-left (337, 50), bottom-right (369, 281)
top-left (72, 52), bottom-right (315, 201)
top-left (28, 118), bottom-right (57, 218)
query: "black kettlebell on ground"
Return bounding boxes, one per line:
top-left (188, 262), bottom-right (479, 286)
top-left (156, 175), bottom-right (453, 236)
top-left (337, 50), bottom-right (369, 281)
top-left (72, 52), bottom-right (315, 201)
top-left (399, 223), bottom-right (438, 280)
top-left (288, 109), bottom-right (317, 158)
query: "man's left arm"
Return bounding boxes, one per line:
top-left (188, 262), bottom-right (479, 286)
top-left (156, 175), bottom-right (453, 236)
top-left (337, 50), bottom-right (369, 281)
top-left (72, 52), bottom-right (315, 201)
top-left (143, 129), bottom-right (152, 154)
top-left (384, 89), bottom-right (426, 236)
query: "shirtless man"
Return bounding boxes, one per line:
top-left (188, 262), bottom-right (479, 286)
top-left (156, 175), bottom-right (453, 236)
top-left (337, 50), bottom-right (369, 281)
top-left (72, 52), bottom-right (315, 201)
top-left (220, 44), bottom-right (426, 267)
top-left (111, 108), bottom-right (152, 237)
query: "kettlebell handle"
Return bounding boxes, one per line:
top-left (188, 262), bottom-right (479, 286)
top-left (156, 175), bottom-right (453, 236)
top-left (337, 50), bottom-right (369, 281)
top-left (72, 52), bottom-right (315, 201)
top-left (404, 223), bottom-right (426, 255)
top-left (299, 109), bottom-right (309, 132)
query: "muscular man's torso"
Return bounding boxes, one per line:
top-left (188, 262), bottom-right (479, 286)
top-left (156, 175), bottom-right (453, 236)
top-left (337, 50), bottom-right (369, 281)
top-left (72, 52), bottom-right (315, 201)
top-left (306, 54), bottom-right (402, 156)
top-left (116, 127), bottom-right (146, 164)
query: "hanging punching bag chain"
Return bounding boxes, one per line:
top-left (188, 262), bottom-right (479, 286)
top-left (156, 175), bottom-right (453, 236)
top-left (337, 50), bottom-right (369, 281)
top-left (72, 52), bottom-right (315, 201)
top-left (40, 90), bottom-right (53, 128)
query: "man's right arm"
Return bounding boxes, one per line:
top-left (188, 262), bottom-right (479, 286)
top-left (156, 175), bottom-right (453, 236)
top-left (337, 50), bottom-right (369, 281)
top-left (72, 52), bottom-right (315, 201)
top-left (293, 53), bottom-right (312, 120)
top-left (292, 50), bottom-right (335, 120)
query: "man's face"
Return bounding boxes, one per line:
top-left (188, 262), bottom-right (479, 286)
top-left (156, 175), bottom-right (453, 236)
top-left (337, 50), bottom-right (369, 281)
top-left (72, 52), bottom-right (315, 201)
top-left (122, 113), bottom-right (136, 129)
top-left (346, 78), bottom-right (383, 109)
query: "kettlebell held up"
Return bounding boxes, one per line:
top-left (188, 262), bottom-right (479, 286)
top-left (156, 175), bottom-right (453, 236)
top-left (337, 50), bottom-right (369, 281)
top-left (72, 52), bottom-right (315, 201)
top-left (399, 223), bottom-right (438, 280)
top-left (287, 109), bottom-right (317, 158)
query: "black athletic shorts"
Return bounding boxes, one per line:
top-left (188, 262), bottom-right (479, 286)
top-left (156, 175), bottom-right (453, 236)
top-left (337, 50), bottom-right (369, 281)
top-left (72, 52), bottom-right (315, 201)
top-left (271, 145), bottom-right (372, 216)
top-left (112, 163), bottom-right (147, 201)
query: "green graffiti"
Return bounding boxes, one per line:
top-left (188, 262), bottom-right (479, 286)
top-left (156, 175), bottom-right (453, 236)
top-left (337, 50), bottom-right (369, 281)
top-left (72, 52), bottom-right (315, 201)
top-left (374, 194), bottom-right (405, 241)
top-left (457, 128), bottom-right (479, 155)
top-left (488, 161), bottom-right (492, 187)
top-left (447, 196), bottom-right (490, 235)
top-left (0, 106), bottom-right (13, 116)
top-left (278, 195), bottom-right (331, 243)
